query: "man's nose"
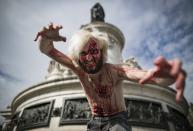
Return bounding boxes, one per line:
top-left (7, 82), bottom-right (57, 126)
top-left (86, 54), bottom-right (93, 61)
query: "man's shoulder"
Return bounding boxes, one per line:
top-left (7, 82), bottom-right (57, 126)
top-left (104, 63), bottom-right (123, 73)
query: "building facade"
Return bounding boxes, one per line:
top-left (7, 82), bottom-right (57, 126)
top-left (0, 3), bottom-right (192, 131)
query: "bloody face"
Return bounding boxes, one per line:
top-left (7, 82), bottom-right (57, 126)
top-left (78, 38), bottom-right (103, 74)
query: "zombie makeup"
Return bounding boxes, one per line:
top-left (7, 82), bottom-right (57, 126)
top-left (78, 38), bottom-right (103, 74)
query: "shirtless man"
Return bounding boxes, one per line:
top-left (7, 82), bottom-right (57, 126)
top-left (35, 23), bottom-right (186, 131)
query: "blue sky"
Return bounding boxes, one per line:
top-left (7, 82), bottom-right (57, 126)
top-left (0, 0), bottom-right (193, 123)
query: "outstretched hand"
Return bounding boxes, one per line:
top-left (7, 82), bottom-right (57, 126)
top-left (139, 56), bottom-right (186, 103)
top-left (34, 22), bottom-right (66, 42)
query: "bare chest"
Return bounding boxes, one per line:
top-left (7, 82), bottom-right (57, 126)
top-left (81, 70), bottom-right (118, 98)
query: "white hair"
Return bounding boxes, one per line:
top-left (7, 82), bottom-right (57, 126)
top-left (68, 29), bottom-right (108, 66)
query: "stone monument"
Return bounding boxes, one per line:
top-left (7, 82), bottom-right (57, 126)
top-left (0, 3), bottom-right (192, 131)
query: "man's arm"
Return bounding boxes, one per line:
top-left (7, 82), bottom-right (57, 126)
top-left (114, 56), bottom-right (186, 102)
top-left (35, 23), bottom-right (79, 74)
top-left (114, 64), bottom-right (173, 86)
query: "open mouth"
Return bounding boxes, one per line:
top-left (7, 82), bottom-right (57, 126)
top-left (86, 63), bottom-right (96, 68)
top-left (85, 60), bottom-right (96, 67)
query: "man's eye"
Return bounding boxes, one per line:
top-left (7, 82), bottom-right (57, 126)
top-left (80, 52), bottom-right (87, 56)
top-left (80, 55), bottom-right (87, 61)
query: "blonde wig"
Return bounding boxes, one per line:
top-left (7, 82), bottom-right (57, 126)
top-left (68, 29), bottom-right (108, 66)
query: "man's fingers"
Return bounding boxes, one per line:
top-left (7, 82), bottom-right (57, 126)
top-left (54, 25), bottom-right (63, 30)
top-left (170, 59), bottom-right (182, 77)
top-left (34, 26), bottom-right (49, 41)
top-left (34, 33), bottom-right (40, 41)
top-left (60, 36), bottom-right (66, 42)
top-left (154, 56), bottom-right (171, 68)
top-left (48, 22), bottom-right (54, 30)
top-left (154, 56), bottom-right (183, 78)
top-left (42, 26), bottom-right (48, 31)
top-left (154, 56), bottom-right (168, 66)
top-left (139, 74), bottom-right (153, 84)
top-left (175, 70), bottom-right (186, 102)
top-left (139, 67), bottom-right (158, 84)
top-left (58, 25), bottom-right (63, 29)
top-left (34, 32), bottom-right (44, 41)
top-left (175, 71), bottom-right (186, 89)
top-left (35, 23), bottom-right (65, 42)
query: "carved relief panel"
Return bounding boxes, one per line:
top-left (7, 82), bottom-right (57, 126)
top-left (125, 99), bottom-right (168, 129)
top-left (17, 101), bottom-right (54, 130)
top-left (60, 98), bottom-right (91, 125)
top-left (167, 106), bottom-right (190, 131)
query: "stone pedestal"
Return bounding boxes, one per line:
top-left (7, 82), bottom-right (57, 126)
top-left (3, 75), bottom-right (189, 131)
